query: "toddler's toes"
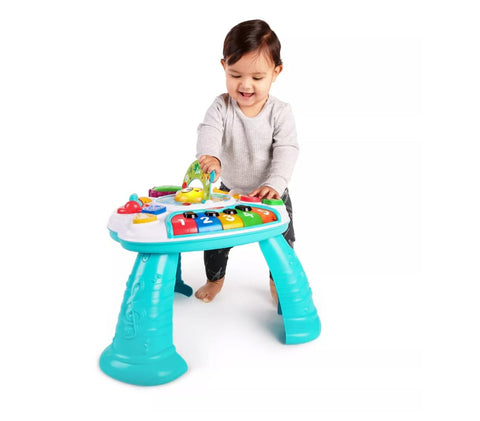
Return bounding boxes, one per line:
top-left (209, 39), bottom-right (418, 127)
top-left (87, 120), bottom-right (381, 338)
top-left (194, 278), bottom-right (225, 303)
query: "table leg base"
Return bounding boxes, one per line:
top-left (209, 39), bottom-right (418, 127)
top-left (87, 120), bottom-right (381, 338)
top-left (282, 312), bottom-right (321, 345)
top-left (99, 345), bottom-right (187, 386)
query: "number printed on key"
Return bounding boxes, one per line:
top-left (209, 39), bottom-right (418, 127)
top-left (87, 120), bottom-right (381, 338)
top-left (196, 212), bottom-right (223, 233)
top-left (218, 213), bottom-right (244, 230)
top-left (171, 214), bottom-right (198, 235)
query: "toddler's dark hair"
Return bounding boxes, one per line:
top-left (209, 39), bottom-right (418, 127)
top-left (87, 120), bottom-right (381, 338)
top-left (223, 19), bottom-right (282, 67)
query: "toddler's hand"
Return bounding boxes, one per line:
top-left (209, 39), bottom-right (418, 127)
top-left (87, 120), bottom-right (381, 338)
top-left (249, 186), bottom-right (280, 200)
top-left (198, 155), bottom-right (221, 182)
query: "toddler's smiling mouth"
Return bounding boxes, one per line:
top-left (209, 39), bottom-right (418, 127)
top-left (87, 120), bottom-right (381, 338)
top-left (240, 92), bottom-right (254, 98)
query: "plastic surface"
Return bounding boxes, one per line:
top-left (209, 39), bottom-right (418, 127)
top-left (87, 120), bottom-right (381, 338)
top-left (99, 253), bottom-right (187, 385)
top-left (107, 193), bottom-right (289, 247)
top-left (101, 160), bottom-right (321, 386)
top-left (180, 160), bottom-right (215, 202)
top-left (259, 236), bottom-right (321, 344)
top-left (149, 185), bottom-right (182, 198)
top-left (174, 254), bottom-right (193, 297)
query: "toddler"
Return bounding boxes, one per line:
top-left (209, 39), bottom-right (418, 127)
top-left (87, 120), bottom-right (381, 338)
top-left (195, 19), bottom-right (298, 302)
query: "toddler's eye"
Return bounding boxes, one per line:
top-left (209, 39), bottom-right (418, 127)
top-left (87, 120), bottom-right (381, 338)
top-left (230, 74), bottom-right (241, 78)
top-left (253, 77), bottom-right (264, 81)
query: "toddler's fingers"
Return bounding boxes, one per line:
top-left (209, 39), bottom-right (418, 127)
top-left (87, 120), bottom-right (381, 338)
top-left (249, 188), bottom-right (260, 197)
top-left (267, 189), bottom-right (280, 200)
top-left (198, 158), bottom-right (212, 174)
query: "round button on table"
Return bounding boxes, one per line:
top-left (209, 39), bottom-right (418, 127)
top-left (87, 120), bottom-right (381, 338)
top-left (205, 210), bottom-right (220, 217)
top-left (236, 204), bottom-right (252, 212)
top-left (223, 208), bottom-right (237, 215)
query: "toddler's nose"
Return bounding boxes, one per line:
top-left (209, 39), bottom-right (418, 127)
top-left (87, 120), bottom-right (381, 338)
top-left (240, 79), bottom-right (252, 90)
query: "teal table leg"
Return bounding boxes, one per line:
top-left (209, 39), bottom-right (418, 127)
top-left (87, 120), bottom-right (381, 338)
top-left (100, 253), bottom-right (187, 385)
top-left (174, 254), bottom-right (193, 297)
top-left (259, 235), bottom-right (321, 344)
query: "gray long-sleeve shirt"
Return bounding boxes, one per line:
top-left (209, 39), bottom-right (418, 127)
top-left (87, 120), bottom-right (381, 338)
top-left (196, 94), bottom-right (299, 195)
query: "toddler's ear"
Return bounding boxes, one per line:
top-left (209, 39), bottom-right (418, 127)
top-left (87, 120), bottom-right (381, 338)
top-left (273, 64), bottom-right (283, 81)
top-left (220, 59), bottom-right (226, 70)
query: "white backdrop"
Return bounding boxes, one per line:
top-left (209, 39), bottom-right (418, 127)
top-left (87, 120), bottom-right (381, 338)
top-left (1, 1), bottom-right (478, 420)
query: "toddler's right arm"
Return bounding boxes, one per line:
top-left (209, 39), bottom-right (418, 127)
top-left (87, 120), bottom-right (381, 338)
top-left (197, 95), bottom-right (227, 184)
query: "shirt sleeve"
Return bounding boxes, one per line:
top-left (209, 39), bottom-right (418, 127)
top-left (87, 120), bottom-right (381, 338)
top-left (263, 103), bottom-right (299, 195)
top-left (196, 95), bottom-right (226, 161)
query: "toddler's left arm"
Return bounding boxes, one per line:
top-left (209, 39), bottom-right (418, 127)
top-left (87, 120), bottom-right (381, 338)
top-left (263, 103), bottom-right (299, 195)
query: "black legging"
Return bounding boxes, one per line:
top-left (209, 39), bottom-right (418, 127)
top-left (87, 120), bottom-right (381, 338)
top-left (204, 183), bottom-right (295, 281)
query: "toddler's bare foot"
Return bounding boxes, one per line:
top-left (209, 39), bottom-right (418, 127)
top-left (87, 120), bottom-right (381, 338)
top-left (195, 277), bottom-right (225, 303)
top-left (269, 277), bottom-right (278, 305)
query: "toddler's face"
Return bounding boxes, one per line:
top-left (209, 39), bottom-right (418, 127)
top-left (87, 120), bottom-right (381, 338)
top-left (222, 50), bottom-right (282, 117)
